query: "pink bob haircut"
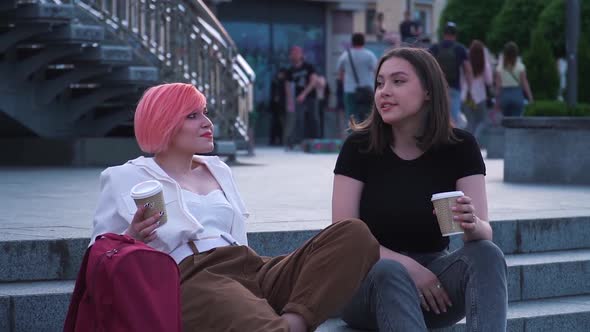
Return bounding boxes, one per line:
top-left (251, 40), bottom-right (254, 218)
top-left (134, 83), bottom-right (206, 154)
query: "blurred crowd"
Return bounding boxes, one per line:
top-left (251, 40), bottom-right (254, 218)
top-left (263, 14), bottom-right (536, 149)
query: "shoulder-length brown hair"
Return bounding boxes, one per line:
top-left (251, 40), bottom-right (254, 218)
top-left (469, 40), bottom-right (485, 77)
top-left (350, 47), bottom-right (458, 153)
top-left (502, 41), bottom-right (519, 70)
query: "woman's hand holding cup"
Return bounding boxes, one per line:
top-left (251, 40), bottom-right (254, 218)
top-left (128, 180), bottom-right (167, 242)
top-left (451, 195), bottom-right (478, 232)
top-left (125, 204), bottom-right (163, 243)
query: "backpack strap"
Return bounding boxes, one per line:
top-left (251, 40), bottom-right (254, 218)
top-left (347, 48), bottom-right (361, 85)
top-left (63, 247), bottom-right (91, 332)
top-left (507, 69), bottom-right (521, 86)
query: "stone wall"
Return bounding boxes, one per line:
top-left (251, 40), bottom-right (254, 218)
top-left (503, 117), bottom-right (590, 184)
top-left (0, 138), bottom-right (238, 166)
top-left (0, 138), bottom-right (145, 167)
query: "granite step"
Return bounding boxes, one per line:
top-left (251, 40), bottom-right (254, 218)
top-left (0, 237), bottom-right (88, 282)
top-left (101, 65), bottom-right (159, 84)
top-left (449, 216), bottom-right (590, 255)
top-left (74, 44), bottom-right (133, 63)
top-left (0, 280), bottom-right (72, 332)
top-left (505, 249), bottom-right (590, 301)
top-left (2, 243), bottom-right (587, 301)
top-left (0, 281), bottom-right (588, 332)
top-left (318, 295), bottom-right (590, 332)
top-left (250, 216), bottom-right (590, 257)
top-left (1, 216), bottom-right (590, 282)
top-left (39, 23), bottom-right (104, 43)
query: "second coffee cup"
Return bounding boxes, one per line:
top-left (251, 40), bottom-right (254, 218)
top-left (431, 191), bottom-right (464, 236)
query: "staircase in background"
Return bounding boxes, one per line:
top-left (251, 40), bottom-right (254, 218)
top-left (0, 0), bottom-right (254, 146)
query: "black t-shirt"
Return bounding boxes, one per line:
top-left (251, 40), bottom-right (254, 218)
top-left (287, 62), bottom-right (316, 98)
top-left (334, 129), bottom-right (485, 253)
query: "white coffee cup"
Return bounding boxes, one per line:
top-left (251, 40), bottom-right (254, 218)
top-left (130, 180), bottom-right (167, 224)
top-left (431, 191), bottom-right (464, 236)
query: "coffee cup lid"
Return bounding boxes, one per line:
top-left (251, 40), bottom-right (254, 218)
top-left (130, 180), bottom-right (163, 199)
top-left (431, 191), bottom-right (464, 201)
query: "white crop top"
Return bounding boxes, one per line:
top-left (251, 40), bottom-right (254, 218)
top-left (183, 189), bottom-right (235, 239)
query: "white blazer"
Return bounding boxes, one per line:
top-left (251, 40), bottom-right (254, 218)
top-left (90, 155), bottom-right (249, 254)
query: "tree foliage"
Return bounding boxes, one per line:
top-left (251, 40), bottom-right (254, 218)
top-left (523, 29), bottom-right (560, 100)
top-left (438, 0), bottom-right (505, 46)
top-left (534, 0), bottom-right (590, 58)
top-left (487, 0), bottom-right (550, 53)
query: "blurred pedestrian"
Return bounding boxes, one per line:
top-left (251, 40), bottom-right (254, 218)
top-left (464, 40), bottom-right (493, 142)
top-left (285, 46), bottom-right (319, 148)
top-left (494, 42), bottom-right (533, 116)
top-left (399, 11), bottom-right (421, 44)
top-left (429, 22), bottom-right (472, 128)
top-left (374, 12), bottom-right (387, 42)
top-left (337, 33), bottom-right (378, 124)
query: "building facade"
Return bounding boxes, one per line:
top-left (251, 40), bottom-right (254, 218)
top-left (209, 0), bottom-right (447, 140)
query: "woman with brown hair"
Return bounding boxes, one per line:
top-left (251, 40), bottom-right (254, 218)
top-left (465, 40), bottom-right (493, 141)
top-left (332, 47), bottom-right (507, 331)
top-left (495, 41), bottom-right (534, 116)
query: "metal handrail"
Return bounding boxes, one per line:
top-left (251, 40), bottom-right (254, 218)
top-left (53, 0), bottom-right (254, 141)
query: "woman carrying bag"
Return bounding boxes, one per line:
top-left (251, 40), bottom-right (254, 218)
top-left (494, 42), bottom-right (534, 116)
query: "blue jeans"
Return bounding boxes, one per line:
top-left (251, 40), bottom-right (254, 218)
top-left (341, 240), bottom-right (508, 332)
top-left (286, 98), bottom-right (317, 145)
top-left (499, 87), bottom-right (525, 117)
top-left (344, 93), bottom-right (372, 123)
top-left (464, 101), bottom-right (487, 143)
top-left (449, 88), bottom-right (466, 128)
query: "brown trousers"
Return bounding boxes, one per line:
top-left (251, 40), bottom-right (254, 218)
top-left (179, 219), bottom-right (379, 332)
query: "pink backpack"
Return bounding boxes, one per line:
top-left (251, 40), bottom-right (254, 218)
top-left (64, 233), bottom-right (182, 332)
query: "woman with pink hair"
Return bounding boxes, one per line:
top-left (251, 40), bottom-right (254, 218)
top-left (90, 82), bottom-right (379, 332)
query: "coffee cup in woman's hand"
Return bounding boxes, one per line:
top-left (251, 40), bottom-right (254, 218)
top-left (431, 191), bottom-right (465, 236)
top-left (131, 180), bottom-right (167, 224)
top-left (125, 202), bottom-right (163, 243)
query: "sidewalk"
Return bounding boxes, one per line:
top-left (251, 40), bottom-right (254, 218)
top-left (1, 147), bottom-right (590, 241)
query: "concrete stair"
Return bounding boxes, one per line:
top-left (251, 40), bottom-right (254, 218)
top-left (318, 295), bottom-right (590, 332)
top-left (0, 1), bottom-right (159, 139)
top-left (1, 216), bottom-right (589, 331)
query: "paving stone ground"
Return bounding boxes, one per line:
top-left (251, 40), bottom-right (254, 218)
top-left (1, 147), bottom-right (589, 241)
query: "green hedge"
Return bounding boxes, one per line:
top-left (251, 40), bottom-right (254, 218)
top-left (525, 100), bottom-right (590, 117)
top-left (534, 0), bottom-right (590, 58)
top-left (531, 0), bottom-right (590, 104)
top-left (438, 0), bottom-right (505, 46)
